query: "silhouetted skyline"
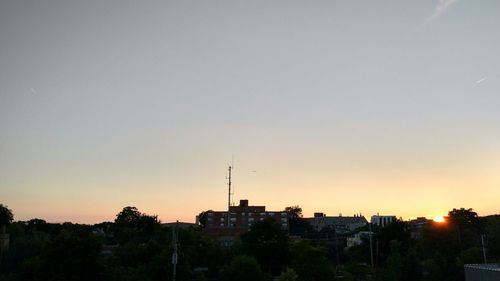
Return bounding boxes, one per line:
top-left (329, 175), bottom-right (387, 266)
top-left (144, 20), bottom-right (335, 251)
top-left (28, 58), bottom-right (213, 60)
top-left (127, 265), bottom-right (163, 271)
top-left (1, 0), bottom-right (499, 223)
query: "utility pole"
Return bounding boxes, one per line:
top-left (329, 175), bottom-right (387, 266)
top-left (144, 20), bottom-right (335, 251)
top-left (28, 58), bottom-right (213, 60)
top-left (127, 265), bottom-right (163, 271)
top-left (172, 221), bottom-right (178, 281)
top-left (481, 234), bottom-right (487, 263)
top-left (369, 223), bottom-right (374, 268)
top-left (334, 230), bottom-right (340, 266)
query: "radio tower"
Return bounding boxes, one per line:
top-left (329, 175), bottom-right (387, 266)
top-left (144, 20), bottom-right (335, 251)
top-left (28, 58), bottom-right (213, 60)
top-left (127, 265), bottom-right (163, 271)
top-left (227, 165), bottom-right (233, 227)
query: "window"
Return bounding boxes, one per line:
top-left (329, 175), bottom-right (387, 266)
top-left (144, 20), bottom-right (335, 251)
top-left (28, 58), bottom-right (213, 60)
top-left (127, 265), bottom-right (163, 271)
top-left (281, 212), bottom-right (287, 216)
top-left (268, 212), bottom-right (274, 216)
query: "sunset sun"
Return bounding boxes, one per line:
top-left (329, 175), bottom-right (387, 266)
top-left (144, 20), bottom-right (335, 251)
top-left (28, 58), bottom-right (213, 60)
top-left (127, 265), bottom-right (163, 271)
top-left (433, 216), bottom-right (446, 223)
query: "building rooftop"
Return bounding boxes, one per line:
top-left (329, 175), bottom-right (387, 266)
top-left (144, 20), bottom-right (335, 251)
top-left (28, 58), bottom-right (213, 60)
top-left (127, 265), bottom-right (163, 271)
top-left (464, 264), bottom-right (500, 272)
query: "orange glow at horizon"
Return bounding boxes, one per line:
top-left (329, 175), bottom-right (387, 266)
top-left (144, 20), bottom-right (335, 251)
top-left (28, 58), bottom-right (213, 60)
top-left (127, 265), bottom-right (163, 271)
top-left (433, 216), bottom-right (446, 223)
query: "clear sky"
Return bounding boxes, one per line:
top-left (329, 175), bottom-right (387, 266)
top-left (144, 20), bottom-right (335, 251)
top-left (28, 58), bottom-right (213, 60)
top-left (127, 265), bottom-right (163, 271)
top-left (1, 0), bottom-right (499, 224)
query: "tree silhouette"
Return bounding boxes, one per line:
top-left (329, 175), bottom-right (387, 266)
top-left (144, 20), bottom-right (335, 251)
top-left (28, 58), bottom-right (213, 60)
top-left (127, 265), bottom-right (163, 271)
top-left (0, 204), bottom-right (14, 231)
top-left (197, 210), bottom-right (213, 228)
top-left (240, 218), bottom-right (290, 274)
top-left (285, 205), bottom-right (312, 236)
top-left (221, 255), bottom-right (264, 281)
top-left (115, 206), bottom-right (142, 226)
top-left (285, 206), bottom-right (302, 219)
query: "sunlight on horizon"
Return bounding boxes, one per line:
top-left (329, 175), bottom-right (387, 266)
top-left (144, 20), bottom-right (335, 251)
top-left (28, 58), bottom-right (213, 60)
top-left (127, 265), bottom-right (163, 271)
top-left (1, 1), bottom-right (500, 224)
top-left (433, 216), bottom-right (446, 223)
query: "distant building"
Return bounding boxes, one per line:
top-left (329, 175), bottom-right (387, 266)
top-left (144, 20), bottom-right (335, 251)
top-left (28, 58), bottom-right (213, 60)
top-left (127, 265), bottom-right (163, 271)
top-left (464, 264), bottom-right (500, 281)
top-left (201, 199), bottom-right (289, 245)
top-left (409, 217), bottom-right (431, 239)
top-left (305, 213), bottom-right (367, 234)
top-left (346, 231), bottom-right (373, 248)
top-left (162, 221), bottom-right (197, 229)
top-left (371, 214), bottom-right (396, 227)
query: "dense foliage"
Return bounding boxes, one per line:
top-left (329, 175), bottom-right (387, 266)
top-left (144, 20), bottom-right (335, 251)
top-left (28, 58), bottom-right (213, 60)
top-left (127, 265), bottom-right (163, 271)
top-left (0, 205), bottom-right (498, 281)
top-left (0, 205), bottom-right (14, 229)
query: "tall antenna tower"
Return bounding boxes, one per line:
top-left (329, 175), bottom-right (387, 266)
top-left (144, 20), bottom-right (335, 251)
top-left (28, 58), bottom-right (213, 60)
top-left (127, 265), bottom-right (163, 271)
top-left (227, 165), bottom-right (232, 211)
top-left (227, 165), bottom-right (233, 227)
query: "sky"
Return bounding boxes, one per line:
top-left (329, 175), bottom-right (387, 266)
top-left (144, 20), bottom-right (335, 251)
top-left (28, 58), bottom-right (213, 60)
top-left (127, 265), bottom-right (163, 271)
top-left (1, 0), bottom-right (499, 224)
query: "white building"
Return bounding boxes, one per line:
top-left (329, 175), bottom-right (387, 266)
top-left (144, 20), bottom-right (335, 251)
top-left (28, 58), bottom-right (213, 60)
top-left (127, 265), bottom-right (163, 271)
top-left (346, 231), bottom-right (373, 248)
top-left (371, 215), bottom-right (396, 227)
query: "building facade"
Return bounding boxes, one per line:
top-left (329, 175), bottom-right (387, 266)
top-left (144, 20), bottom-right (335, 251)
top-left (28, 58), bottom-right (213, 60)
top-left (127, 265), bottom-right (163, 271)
top-left (346, 231), bottom-right (373, 248)
top-left (409, 217), bottom-right (432, 239)
top-left (201, 199), bottom-right (289, 243)
top-left (464, 264), bottom-right (500, 281)
top-left (371, 215), bottom-right (397, 227)
top-left (305, 213), bottom-right (368, 234)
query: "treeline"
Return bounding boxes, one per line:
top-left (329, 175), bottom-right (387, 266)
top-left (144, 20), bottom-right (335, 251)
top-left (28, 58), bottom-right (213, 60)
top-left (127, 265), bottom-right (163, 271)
top-left (0, 204), bottom-right (499, 281)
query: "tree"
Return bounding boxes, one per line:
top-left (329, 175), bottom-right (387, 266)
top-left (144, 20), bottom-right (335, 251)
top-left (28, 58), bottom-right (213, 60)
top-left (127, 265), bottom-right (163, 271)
top-left (114, 206), bottom-right (161, 245)
top-left (376, 219), bottom-right (411, 262)
top-left (115, 206), bottom-right (142, 226)
top-left (197, 210), bottom-right (213, 228)
top-left (277, 268), bottom-right (299, 281)
top-left (449, 208), bottom-right (482, 233)
top-left (289, 240), bottom-right (333, 281)
top-left (39, 230), bottom-right (103, 281)
top-left (421, 251), bottom-right (462, 281)
top-left (240, 218), bottom-right (290, 274)
top-left (448, 208), bottom-right (483, 250)
top-left (285, 206), bottom-right (312, 236)
top-left (220, 255), bottom-right (264, 281)
top-left (378, 240), bottom-right (403, 281)
top-left (0, 204), bottom-right (14, 231)
top-left (449, 208), bottom-right (480, 226)
top-left (285, 206), bottom-right (303, 219)
top-left (484, 215), bottom-right (500, 261)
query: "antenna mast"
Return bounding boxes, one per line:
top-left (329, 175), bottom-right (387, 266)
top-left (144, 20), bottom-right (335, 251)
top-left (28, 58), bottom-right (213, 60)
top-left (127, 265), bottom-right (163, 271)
top-left (227, 165), bottom-right (234, 227)
top-left (228, 165), bottom-right (232, 211)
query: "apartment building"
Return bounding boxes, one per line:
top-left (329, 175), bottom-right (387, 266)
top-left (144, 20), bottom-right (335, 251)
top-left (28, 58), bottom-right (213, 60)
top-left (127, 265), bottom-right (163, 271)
top-left (305, 212), bottom-right (368, 234)
top-left (371, 214), bottom-right (397, 227)
top-left (201, 199), bottom-right (289, 243)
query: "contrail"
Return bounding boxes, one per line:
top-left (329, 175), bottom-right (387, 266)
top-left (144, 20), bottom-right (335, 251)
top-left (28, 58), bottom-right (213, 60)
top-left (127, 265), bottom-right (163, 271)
top-left (476, 77), bottom-right (487, 84)
top-left (428, 0), bottom-right (458, 21)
